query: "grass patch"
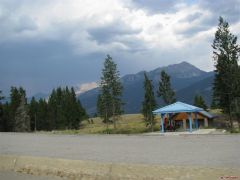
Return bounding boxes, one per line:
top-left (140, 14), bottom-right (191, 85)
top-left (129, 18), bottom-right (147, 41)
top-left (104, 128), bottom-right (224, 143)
top-left (49, 114), bottom-right (161, 135)
top-left (230, 128), bottom-right (240, 133)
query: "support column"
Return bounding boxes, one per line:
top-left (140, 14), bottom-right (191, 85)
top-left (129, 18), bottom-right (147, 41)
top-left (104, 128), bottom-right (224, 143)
top-left (204, 118), bottom-right (208, 128)
top-left (183, 119), bottom-right (187, 130)
top-left (169, 113), bottom-right (172, 130)
top-left (195, 112), bottom-right (198, 129)
top-left (188, 113), bottom-right (193, 132)
top-left (160, 113), bottom-right (165, 133)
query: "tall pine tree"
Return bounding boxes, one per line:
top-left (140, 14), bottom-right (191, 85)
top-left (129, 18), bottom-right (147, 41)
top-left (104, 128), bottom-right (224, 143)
top-left (0, 91), bottom-right (4, 131)
top-left (2, 102), bottom-right (10, 132)
top-left (99, 55), bottom-right (123, 130)
top-left (29, 97), bottom-right (38, 131)
top-left (157, 70), bottom-right (176, 105)
top-left (142, 72), bottom-right (157, 132)
top-left (212, 17), bottom-right (240, 128)
top-left (15, 94), bottom-right (30, 132)
top-left (8, 87), bottom-right (27, 131)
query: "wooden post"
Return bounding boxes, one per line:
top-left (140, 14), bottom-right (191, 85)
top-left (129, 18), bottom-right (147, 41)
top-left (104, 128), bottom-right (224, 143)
top-left (161, 113), bottom-right (165, 133)
top-left (188, 113), bottom-right (193, 132)
top-left (195, 112), bottom-right (198, 129)
top-left (204, 118), bottom-right (208, 128)
top-left (183, 119), bottom-right (187, 130)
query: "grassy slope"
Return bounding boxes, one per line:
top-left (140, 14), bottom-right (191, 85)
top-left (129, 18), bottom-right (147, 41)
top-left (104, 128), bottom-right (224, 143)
top-left (53, 114), bottom-right (161, 134)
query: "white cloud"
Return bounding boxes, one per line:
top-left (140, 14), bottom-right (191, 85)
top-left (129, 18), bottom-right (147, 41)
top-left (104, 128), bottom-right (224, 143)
top-left (0, 0), bottom-right (240, 94)
top-left (1, 0), bottom-right (239, 57)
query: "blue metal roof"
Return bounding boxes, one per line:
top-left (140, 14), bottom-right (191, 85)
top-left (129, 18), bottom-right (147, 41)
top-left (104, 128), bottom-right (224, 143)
top-left (199, 110), bottom-right (215, 119)
top-left (153, 101), bottom-right (203, 114)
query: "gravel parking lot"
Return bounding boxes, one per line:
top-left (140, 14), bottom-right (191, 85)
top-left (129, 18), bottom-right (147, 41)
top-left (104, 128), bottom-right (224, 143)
top-left (0, 133), bottom-right (239, 168)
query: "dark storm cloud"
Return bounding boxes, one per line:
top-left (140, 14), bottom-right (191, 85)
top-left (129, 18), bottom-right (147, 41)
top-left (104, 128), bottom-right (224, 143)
top-left (199, 0), bottom-right (240, 24)
top-left (0, 39), bottom-right (105, 95)
top-left (88, 21), bottom-right (141, 44)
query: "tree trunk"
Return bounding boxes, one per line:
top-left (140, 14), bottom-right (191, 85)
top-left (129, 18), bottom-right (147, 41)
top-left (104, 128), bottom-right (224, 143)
top-left (105, 110), bottom-right (109, 134)
top-left (151, 114), bottom-right (153, 132)
top-left (113, 103), bottom-right (116, 129)
top-left (229, 113), bottom-right (233, 129)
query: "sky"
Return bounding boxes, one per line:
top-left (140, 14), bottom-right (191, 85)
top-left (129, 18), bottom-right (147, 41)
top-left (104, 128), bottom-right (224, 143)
top-left (0, 0), bottom-right (240, 96)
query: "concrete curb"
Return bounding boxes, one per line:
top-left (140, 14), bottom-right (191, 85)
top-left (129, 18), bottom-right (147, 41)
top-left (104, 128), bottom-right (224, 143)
top-left (1, 155), bottom-right (240, 180)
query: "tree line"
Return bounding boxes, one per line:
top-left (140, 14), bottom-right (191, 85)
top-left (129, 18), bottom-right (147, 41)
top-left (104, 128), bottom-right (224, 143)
top-left (0, 87), bottom-right (88, 132)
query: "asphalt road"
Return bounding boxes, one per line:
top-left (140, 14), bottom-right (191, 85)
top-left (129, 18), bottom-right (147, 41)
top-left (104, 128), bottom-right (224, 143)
top-left (0, 133), bottom-right (239, 168)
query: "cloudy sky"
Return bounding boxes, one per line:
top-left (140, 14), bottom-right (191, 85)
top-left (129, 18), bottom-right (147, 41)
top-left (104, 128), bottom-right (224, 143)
top-left (0, 0), bottom-right (240, 96)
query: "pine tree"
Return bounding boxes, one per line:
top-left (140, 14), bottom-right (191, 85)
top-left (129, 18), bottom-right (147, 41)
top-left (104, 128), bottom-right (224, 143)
top-left (29, 97), bottom-right (38, 131)
top-left (36, 98), bottom-right (49, 130)
top-left (8, 87), bottom-right (27, 131)
top-left (14, 94), bottom-right (30, 132)
top-left (157, 70), bottom-right (176, 105)
top-left (9, 87), bottom-right (21, 131)
top-left (194, 95), bottom-right (208, 110)
top-left (99, 55), bottom-right (123, 130)
top-left (211, 98), bottom-right (219, 109)
top-left (97, 94), bottom-right (104, 119)
top-left (78, 99), bottom-right (88, 125)
top-left (0, 90), bottom-right (3, 101)
top-left (48, 89), bottom-right (58, 129)
top-left (212, 17), bottom-right (240, 128)
top-left (2, 102), bottom-right (10, 132)
top-left (0, 91), bottom-right (4, 131)
top-left (142, 72), bottom-right (157, 132)
top-left (47, 87), bottom-right (88, 130)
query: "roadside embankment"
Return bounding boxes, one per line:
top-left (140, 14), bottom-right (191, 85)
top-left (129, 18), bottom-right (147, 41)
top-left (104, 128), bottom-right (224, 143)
top-left (1, 155), bottom-right (240, 180)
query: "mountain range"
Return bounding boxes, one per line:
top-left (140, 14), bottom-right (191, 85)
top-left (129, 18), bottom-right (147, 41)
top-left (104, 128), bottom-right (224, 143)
top-left (79, 61), bottom-right (215, 115)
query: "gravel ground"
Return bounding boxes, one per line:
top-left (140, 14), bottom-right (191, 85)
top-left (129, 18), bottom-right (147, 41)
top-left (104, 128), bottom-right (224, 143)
top-left (0, 133), bottom-right (239, 168)
top-left (0, 171), bottom-right (62, 180)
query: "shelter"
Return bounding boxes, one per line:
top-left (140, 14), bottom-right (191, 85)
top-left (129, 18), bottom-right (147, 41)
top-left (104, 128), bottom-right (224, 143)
top-left (153, 101), bottom-right (213, 133)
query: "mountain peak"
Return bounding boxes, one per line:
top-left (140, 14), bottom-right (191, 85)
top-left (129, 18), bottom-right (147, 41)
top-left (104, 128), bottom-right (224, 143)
top-left (151, 61), bottom-right (206, 79)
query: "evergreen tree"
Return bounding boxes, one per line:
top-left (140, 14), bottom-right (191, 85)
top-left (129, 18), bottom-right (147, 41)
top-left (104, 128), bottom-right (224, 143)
top-left (0, 91), bottom-right (4, 131)
top-left (8, 87), bottom-right (26, 131)
top-left (36, 98), bottom-right (49, 130)
top-left (211, 98), bottom-right (219, 109)
top-left (67, 87), bottom-right (87, 129)
top-left (194, 95), bottom-right (208, 110)
top-left (29, 97), bottom-right (38, 131)
top-left (157, 70), bottom-right (176, 105)
top-left (99, 55), bottom-right (123, 130)
top-left (47, 87), bottom-right (87, 130)
top-left (56, 87), bottom-right (65, 129)
top-left (48, 89), bottom-right (58, 129)
top-left (14, 94), bottom-right (30, 132)
top-left (9, 87), bottom-right (21, 131)
top-left (0, 90), bottom-right (3, 100)
top-left (2, 102), bottom-right (10, 132)
top-left (142, 72), bottom-right (157, 132)
top-left (212, 17), bottom-right (240, 128)
top-left (97, 94), bottom-right (104, 119)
